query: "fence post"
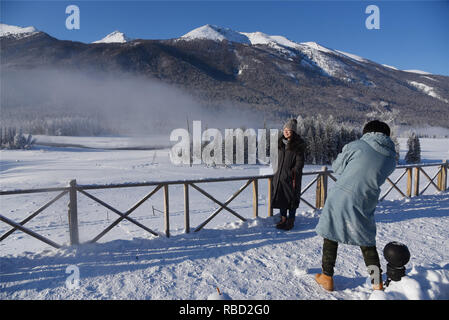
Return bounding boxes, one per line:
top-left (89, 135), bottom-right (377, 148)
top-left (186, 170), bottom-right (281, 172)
top-left (406, 167), bottom-right (413, 197)
top-left (252, 179), bottom-right (259, 218)
top-left (322, 166), bottom-right (329, 207)
top-left (68, 179), bottom-right (79, 245)
top-left (413, 166), bottom-right (420, 197)
top-left (163, 184), bottom-right (170, 237)
top-left (267, 177), bottom-right (273, 217)
top-left (444, 160), bottom-right (448, 191)
top-left (315, 172), bottom-right (322, 209)
top-left (184, 183), bottom-right (190, 233)
top-left (437, 160), bottom-right (448, 191)
top-left (316, 166), bottom-right (328, 209)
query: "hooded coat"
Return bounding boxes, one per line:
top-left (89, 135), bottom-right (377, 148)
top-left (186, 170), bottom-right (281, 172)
top-left (271, 132), bottom-right (306, 210)
top-left (315, 132), bottom-right (397, 246)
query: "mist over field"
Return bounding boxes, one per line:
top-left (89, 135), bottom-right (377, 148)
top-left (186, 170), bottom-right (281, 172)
top-left (0, 67), bottom-right (266, 136)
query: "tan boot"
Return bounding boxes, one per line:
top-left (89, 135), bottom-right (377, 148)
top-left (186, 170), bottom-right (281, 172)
top-left (373, 282), bottom-right (384, 291)
top-left (282, 217), bottom-right (295, 230)
top-left (315, 273), bottom-right (334, 292)
top-left (276, 216), bottom-right (287, 229)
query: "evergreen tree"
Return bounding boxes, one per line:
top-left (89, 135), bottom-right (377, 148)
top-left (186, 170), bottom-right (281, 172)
top-left (294, 114), bottom-right (361, 165)
top-left (0, 127), bottom-right (36, 149)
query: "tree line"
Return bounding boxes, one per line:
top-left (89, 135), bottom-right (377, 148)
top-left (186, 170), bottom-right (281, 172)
top-left (1, 113), bottom-right (422, 165)
top-left (0, 127), bottom-right (36, 150)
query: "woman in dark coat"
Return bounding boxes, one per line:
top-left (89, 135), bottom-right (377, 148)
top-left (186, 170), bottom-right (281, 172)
top-left (272, 118), bottom-right (306, 230)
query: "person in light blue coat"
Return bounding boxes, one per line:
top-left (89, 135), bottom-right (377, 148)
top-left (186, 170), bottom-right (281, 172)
top-left (314, 120), bottom-right (397, 292)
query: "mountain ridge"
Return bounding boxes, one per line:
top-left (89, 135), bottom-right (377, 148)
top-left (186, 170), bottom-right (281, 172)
top-left (1, 23), bottom-right (448, 128)
top-left (92, 30), bottom-right (132, 43)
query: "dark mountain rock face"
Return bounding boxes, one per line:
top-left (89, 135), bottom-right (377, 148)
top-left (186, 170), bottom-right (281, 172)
top-left (1, 30), bottom-right (448, 128)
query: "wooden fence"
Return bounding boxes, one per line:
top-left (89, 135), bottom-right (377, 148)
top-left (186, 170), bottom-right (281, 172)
top-left (0, 161), bottom-right (447, 250)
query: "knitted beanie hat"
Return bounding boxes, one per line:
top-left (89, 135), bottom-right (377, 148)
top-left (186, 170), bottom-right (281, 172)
top-left (283, 118), bottom-right (298, 133)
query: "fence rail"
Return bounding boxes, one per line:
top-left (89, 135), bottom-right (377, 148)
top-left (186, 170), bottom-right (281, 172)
top-left (1, 160), bottom-right (447, 250)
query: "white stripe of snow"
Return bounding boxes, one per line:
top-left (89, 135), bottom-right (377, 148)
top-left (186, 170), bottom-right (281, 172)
top-left (0, 23), bottom-right (37, 37)
top-left (408, 81), bottom-right (448, 103)
top-left (404, 69), bottom-right (432, 75)
top-left (335, 50), bottom-right (368, 63)
top-left (382, 64), bottom-right (398, 70)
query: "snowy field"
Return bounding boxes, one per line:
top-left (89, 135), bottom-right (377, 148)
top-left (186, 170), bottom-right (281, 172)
top-left (0, 136), bottom-right (448, 299)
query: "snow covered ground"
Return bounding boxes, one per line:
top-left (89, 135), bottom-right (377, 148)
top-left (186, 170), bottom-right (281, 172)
top-left (1, 193), bottom-right (448, 300)
top-left (0, 136), bottom-right (448, 299)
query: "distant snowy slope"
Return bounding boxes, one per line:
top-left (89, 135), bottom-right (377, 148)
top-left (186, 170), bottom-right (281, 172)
top-left (404, 69), bottom-right (433, 75)
top-left (0, 23), bottom-right (38, 39)
top-left (242, 31), bottom-right (301, 54)
top-left (335, 50), bottom-right (369, 63)
top-left (180, 25), bottom-right (355, 79)
top-left (180, 25), bottom-right (333, 57)
top-left (180, 24), bottom-right (250, 44)
top-left (180, 25), bottom-right (335, 57)
top-left (179, 25), bottom-right (441, 81)
top-left (408, 81), bottom-right (449, 103)
top-left (382, 64), bottom-right (399, 70)
top-left (93, 30), bottom-right (132, 43)
top-left (300, 41), bottom-right (334, 54)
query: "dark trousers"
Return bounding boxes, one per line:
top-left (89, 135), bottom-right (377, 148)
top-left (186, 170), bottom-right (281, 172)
top-left (321, 238), bottom-right (382, 280)
top-left (279, 208), bottom-right (296, 219)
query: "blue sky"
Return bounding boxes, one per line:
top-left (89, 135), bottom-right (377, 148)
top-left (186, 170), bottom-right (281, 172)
top-left (2, 1), bottom-right (449, 75)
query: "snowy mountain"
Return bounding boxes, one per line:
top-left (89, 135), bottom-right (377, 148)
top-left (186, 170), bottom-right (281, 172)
top-left (182, 25), bottom-right (340, 55)
top-left (181, 24), bottom-right (314, 52)
top-left (0, 23), bottom-right (38, 39)
top-left (180, 24), bottom-right (251, 44)
top-left (180, 25), bottom-right (389, 81)
top-left (1, 23), bottom-right (449, 127)
top-left (92, 30), bottom-right (132, 43)
top-left (180, 25), bottom-right (360, 78)
top-left (179, 25), bottom-right (441, 81)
